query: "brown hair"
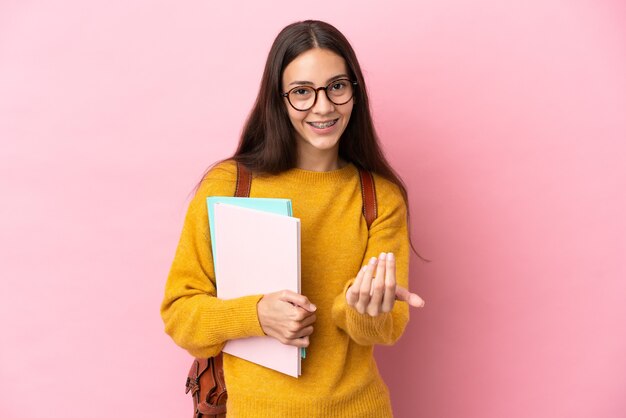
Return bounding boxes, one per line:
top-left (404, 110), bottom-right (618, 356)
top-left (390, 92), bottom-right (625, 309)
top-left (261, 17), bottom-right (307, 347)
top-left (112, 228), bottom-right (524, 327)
top-left (199, 20), bottom-right (425, 259)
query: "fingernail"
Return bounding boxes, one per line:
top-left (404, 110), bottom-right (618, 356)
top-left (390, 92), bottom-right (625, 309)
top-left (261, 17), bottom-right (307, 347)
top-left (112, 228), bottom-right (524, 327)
top-left (369, 257), bottom-right (377, 265)
top-left (388, 252), bottom-right (394, 261)
top-left (379, 252), bottom-right (387, 260)
top-left (310, 304), bottom-right (317, 311)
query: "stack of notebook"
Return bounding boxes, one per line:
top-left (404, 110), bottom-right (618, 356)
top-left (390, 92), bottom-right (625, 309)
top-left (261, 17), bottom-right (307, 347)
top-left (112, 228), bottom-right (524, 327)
top-left (207, 197), bottom-right (302, 377)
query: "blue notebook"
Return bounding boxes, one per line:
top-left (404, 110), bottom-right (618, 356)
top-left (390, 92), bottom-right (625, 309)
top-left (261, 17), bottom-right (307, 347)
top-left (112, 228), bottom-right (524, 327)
top-left (207, 196), bottom-right (293, 262)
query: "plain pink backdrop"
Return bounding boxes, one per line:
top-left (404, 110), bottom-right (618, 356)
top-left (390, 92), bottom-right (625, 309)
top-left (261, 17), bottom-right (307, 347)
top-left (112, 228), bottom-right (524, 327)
top-left (1, 1), bottom-right (625, 417)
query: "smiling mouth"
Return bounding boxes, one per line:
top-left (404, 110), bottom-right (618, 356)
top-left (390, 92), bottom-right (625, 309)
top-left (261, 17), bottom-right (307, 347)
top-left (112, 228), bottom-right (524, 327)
top-left (307, 119), bottom-right (339, 129)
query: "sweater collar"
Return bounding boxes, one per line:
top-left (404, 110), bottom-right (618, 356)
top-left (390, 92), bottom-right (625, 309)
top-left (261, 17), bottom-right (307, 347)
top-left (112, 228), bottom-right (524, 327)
top-left (278, 162), bottom-right (358, 185)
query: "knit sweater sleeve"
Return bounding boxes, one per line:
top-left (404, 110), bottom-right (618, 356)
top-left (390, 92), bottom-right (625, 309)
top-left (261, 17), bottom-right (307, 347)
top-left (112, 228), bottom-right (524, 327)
top-left (160, 161), bottom-right (265, 358)
top-left (331, 175), bottom-right (411, 346)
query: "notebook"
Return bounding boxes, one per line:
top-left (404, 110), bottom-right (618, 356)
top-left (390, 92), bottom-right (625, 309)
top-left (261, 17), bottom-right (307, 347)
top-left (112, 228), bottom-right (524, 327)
top-left (211, 202), bottom-right (301, 377)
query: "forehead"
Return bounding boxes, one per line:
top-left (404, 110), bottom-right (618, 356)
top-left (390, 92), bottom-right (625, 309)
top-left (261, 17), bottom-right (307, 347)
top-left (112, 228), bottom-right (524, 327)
top-left (282, 48), bottom-right (348, 85)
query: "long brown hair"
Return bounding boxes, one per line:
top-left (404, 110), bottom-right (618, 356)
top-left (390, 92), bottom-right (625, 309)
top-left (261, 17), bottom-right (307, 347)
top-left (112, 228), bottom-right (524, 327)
top-left (200, 20), bottom-right (425, 259)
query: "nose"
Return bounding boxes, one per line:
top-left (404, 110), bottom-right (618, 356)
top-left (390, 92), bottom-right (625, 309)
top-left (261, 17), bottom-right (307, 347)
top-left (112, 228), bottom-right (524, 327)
top-left (311, 88), bottom-right (335, 114)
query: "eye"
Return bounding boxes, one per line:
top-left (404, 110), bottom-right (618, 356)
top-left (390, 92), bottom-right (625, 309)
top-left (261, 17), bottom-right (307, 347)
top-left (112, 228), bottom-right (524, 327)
top-left (330, 80), bottom-right (348, 91)
top-left (292, 87), bottom-right (312, 96)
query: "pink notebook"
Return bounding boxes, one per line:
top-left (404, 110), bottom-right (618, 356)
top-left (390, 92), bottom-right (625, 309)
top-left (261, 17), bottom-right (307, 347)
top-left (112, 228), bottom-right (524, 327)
top-left (213, 203), bottom-right (301, 377)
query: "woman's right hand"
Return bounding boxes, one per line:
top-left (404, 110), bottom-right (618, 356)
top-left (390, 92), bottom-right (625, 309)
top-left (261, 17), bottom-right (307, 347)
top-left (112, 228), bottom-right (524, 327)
top-left (257, 290), bottom-right (317, 348)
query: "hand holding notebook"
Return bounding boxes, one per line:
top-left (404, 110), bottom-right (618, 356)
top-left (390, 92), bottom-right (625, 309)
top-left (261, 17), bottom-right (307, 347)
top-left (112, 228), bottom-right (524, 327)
top-left (257, 290), bottom-right (316, 348)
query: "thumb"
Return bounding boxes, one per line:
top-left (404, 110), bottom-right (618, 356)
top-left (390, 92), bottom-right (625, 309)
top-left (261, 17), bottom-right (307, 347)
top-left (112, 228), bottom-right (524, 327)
top-left (395, 286), bottom-right (425, 308)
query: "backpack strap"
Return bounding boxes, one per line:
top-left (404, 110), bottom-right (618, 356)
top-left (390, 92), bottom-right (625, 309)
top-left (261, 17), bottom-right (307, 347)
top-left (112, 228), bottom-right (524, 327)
top-left (358, 169), bottom-right (377, 229)
top-left (235, 162), bottom-right (377, 227)
top-left (235, 162), bottom-right (252, 198)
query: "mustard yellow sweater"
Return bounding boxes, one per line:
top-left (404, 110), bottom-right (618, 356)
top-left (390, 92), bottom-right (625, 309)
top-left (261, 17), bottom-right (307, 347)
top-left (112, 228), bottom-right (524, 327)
top-left (161, 160), bottom-right (410, 417)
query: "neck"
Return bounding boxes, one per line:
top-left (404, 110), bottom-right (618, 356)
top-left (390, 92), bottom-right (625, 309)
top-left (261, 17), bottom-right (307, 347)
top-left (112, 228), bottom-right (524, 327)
top-left (296, 149), bottom-right (346, 172)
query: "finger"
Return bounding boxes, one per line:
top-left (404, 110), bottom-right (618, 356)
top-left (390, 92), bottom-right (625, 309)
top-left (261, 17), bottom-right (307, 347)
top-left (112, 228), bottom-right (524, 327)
top-left (284, 320), bottom-right (315, 338)
top-left (284, 335), bottom-right (309, 348)
top-left (294, 325), bottom-right (314, 338)
top-left (395, 286), bottom-right (425, 308)
top-left (291, 305), bottom-right (316, 321)
top-left (367, 253), bottom-right (387, 316)
top-left (381, 252), bottom-right (396, 312)
top-left (346, 266), bottom-right (366, 306)
top-left (356, 257), bottom-right (377, 313)
top-left (279, 290), bottom-right (317, 312)
top-left (370, 252), bottom-right (386, 295)
top-left (299, 313), bottom-right (317, 328)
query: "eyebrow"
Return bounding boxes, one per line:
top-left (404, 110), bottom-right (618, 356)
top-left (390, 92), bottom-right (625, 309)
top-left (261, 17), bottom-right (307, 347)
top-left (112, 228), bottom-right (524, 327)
top-left (287, 74), bottom-right (350, 87)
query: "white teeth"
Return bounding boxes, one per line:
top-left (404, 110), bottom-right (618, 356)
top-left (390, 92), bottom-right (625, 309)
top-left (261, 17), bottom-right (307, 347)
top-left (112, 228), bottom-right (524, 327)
top-left (309, 119), bottom-right (337, 129)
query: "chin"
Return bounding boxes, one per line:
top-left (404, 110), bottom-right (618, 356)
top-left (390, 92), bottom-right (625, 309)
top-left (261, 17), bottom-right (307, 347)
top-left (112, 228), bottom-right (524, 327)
top-left (299, 134), bottom-right (342, 152)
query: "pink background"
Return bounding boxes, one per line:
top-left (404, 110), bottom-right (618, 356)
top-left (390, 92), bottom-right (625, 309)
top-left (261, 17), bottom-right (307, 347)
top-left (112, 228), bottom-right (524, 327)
top-left (1, 1), bottom-right (625, 417)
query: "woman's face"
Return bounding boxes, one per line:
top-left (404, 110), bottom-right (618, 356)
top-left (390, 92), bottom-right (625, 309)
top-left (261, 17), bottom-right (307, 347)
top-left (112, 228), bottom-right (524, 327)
top-left (282, 48), bottom-right (354, 168)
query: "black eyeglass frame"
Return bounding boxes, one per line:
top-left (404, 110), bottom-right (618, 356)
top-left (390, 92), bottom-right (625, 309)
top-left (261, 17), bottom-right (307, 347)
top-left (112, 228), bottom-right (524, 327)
top-left (281, 79), bottom-right (358, 112)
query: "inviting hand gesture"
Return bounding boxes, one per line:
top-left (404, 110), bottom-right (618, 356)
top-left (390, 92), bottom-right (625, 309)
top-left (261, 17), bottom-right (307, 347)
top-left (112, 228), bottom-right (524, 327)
top-left (346, 252), bottom-right (425, 317)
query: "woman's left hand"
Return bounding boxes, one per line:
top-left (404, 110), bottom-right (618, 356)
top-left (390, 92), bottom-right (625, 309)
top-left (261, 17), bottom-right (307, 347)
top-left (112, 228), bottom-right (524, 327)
top-left (346, 252), bottom-right (425, 316)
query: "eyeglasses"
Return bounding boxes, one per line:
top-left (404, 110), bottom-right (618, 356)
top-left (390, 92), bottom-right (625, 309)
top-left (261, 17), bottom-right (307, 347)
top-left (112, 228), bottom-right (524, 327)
top-left (282, 78), bottom-right (358, 111)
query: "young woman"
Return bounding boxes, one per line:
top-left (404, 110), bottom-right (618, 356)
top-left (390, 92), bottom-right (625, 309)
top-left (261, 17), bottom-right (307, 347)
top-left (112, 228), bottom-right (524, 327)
top-left (161, 20), bottom-right (425, 417)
